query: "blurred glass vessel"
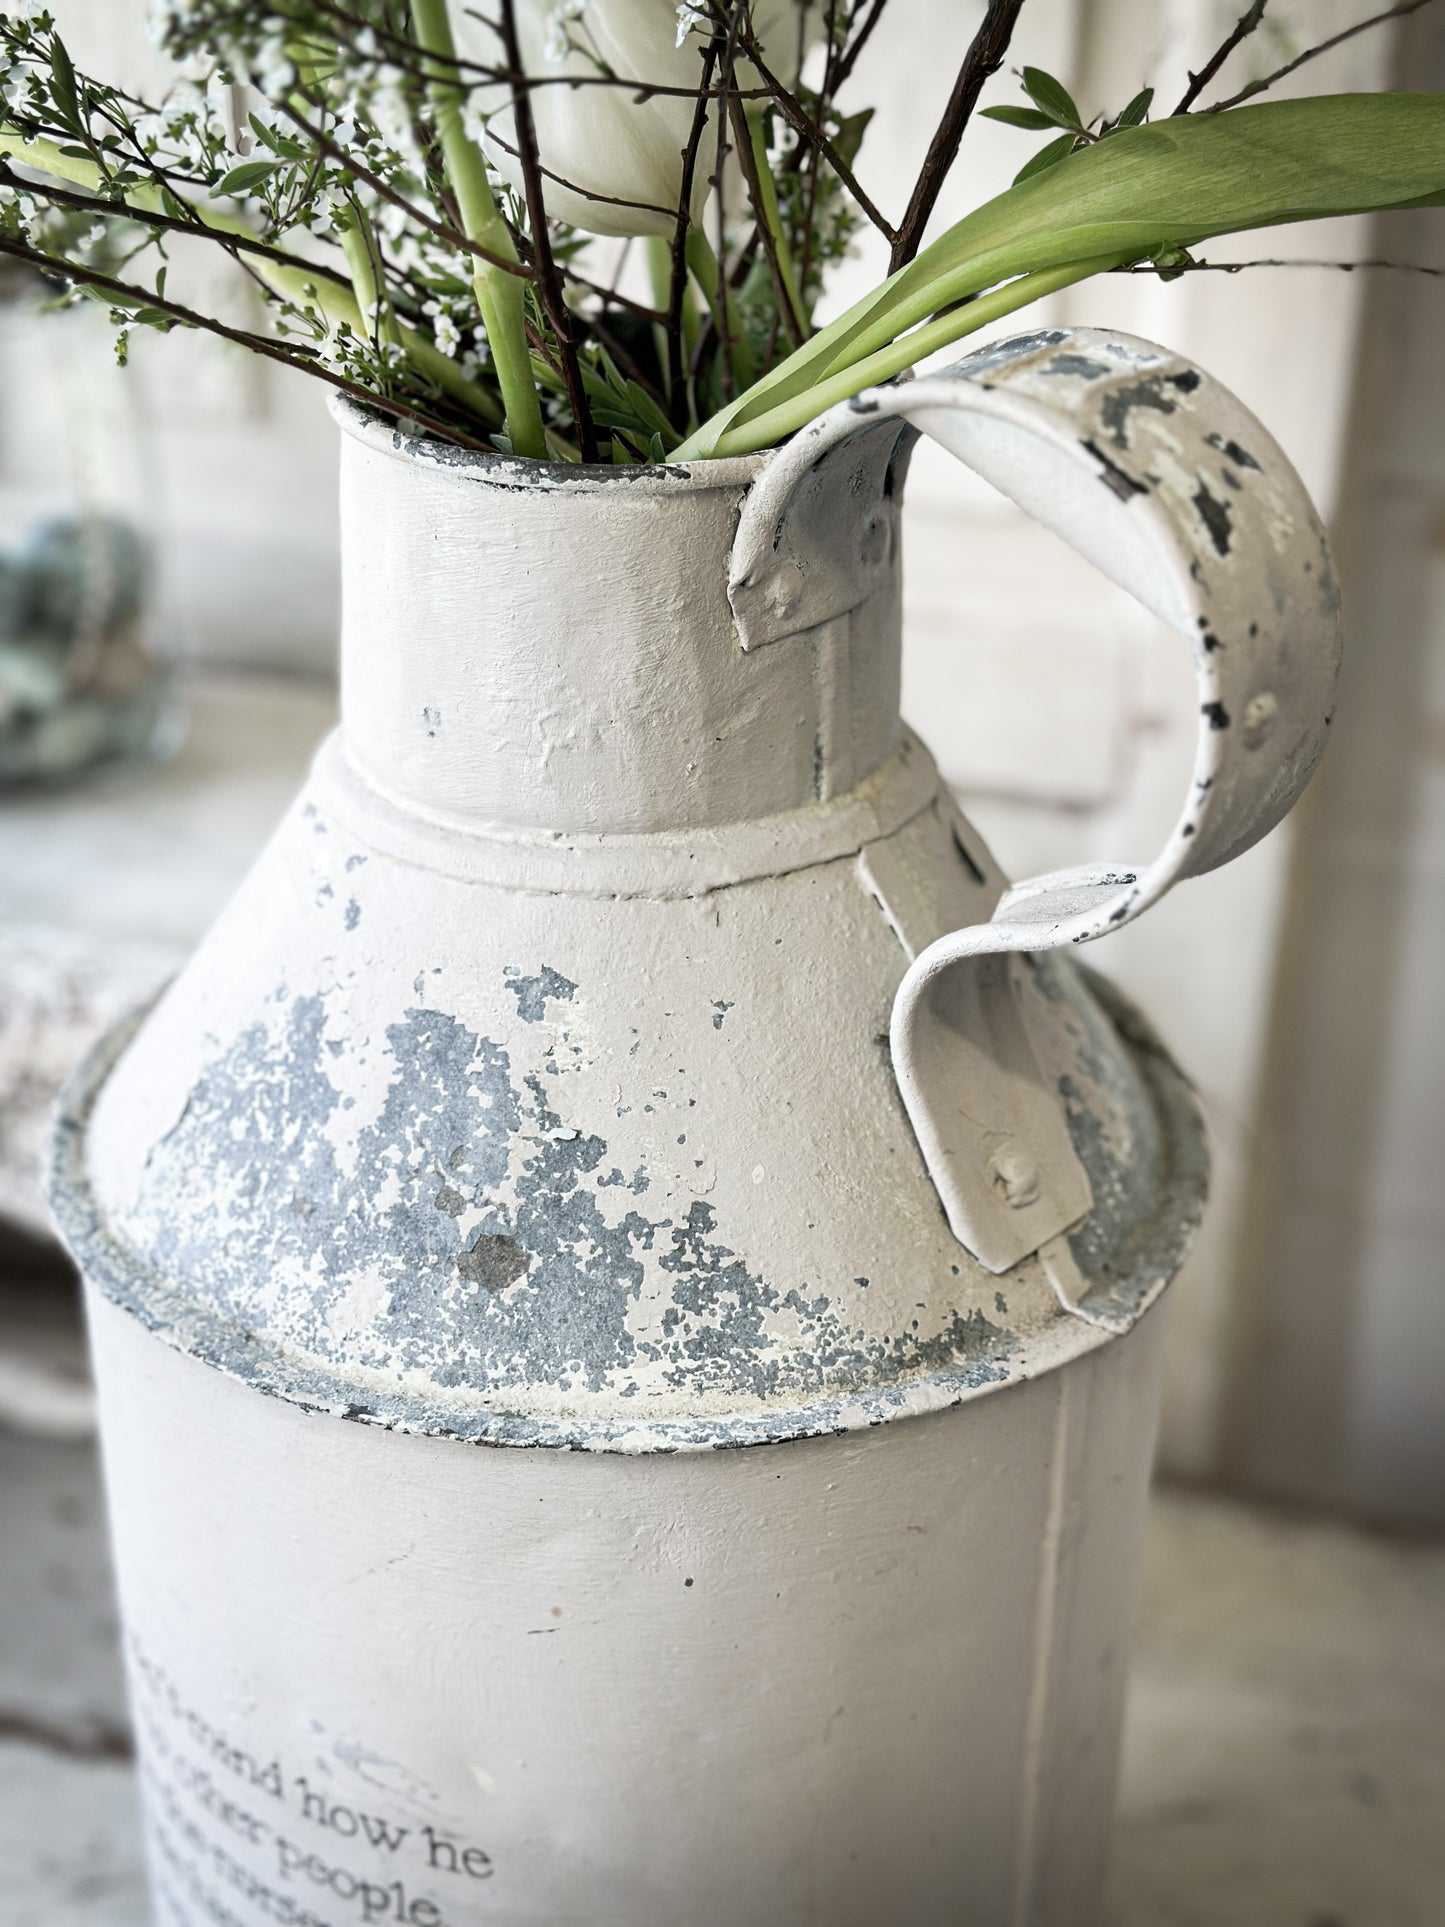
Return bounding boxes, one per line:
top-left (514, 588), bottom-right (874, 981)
top-left (0, 265), bottom-right (177, 786)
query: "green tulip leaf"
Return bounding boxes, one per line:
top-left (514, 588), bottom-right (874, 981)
top-left (1012, 132), bottom-right (1078, 185)
top-left (678, 92), bottom-right (1445, 458)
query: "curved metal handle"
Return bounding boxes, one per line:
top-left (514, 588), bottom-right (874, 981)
top-left (730, 327), bottom-right (1342, 1272)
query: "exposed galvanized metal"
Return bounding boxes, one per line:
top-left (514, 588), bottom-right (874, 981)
top-left (49, 327), bottom-right (1340, 1926)
top-left (54, 329), bottom-right (1338, 1450)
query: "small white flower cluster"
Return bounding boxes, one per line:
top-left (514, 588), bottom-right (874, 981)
top-left (674, 1), bottom-right (711, 50)
top-left (543, 0), bottom-right (588, 65)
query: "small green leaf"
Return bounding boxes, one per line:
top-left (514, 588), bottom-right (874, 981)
top-left (48, 35), bottom-right (80, 130)
top-left (1021, 67), bottom-right (1083, 131)
top-left (834, 106), bottom-right (874, 168)
top-left (211, 160), bottom-right (282, 199)
top-left (1113, 87), bottom-right (1155, 130)
top-left (648, 431), bottom-right (667, 462)
top-left (1013, 132), bottom-right (1077, 185)
top-left (1149, 243), bottom-right (1196, 281)
top-left (624, 378), bottom-right (671, 436)
top-left (247, 114), bottom-right (304, 160)
top-left (981, 105), bottom-right (1059, 131)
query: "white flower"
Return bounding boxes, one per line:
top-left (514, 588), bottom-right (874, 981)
top-left (543, 0), bottom-right (587, 63)
top-left (452, 0), bottom-right (815, 240)
top-left (674, 1), bottom-right (708, 49)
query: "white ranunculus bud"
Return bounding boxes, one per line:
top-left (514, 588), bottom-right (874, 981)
top-left (453, 0), bottom-right (814, 239)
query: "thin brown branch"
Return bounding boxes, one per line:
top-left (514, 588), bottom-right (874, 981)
top-left (1205, 0), bottom-right (1439, 112)
top-left (497, 0), bottom-right (596, 459)
top-left (889, 0), bottom-right (1026, 272)
top-left (734, 34), bottom-right (896, 241)
top-left (1121, 253), bottom-right (1445, 275)
top-left (831, 0), bottom-right (893, 92)
top-left (1173, 0), bottom-right (1270, 114)
top-left (483, 124), bottom-right (677, 222)
top-left (280, 90), bottom-right (532, 280)
top-left (560, 267), bottom-right (666, 324)
top-left (0, 232), bottom-right (495, 450)
top-left (0, 161), bottom-right (354, 291)
top-left (667, 36), bottom-right (721, 423)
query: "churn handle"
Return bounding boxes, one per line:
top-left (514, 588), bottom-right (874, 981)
top-left (729, 327), bottom-right (1342, 1274)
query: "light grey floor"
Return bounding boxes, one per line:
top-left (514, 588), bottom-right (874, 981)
top-left (3, 1272), bottom-right (1443, 1926)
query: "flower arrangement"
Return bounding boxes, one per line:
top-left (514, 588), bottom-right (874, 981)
top-left (1, 0), bottom-right (1442, 466)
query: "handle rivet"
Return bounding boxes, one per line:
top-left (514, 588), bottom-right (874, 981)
top-left (989, 1146), bottom-right (1041, 1210)
top-left (764, 558), bottom-right (805, 620)
top-left (1242, 690), bottom-right (1278, 749)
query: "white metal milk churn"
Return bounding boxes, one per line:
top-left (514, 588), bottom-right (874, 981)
top-left (52, 328), bottom-right (1341, 1926)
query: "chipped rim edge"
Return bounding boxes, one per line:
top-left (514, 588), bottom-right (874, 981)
top-left (49, 973), bottom-right (1205, 1457)
top-left (330, 395), bottom-right (767, 495)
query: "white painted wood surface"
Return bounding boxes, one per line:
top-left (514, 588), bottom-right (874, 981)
top-left (1222, 13), bottom-right (1445, 1527)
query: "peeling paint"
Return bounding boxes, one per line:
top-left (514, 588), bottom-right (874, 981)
top-left (505, 966), bottom-right (577, 1024)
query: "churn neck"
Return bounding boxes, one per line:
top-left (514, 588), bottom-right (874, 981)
top-left (332, 400), bottom-right (907, 836)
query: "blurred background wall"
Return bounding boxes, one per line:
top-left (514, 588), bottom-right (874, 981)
top-left (3, 0), bottom-right (1442, 1523)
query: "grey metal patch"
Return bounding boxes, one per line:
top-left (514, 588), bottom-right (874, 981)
top-left (82, 993), bottom-right (1021, 1423)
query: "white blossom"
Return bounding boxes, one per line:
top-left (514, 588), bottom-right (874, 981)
top-left (674, 1), bottom-right (708, 49)
top-left (453, 0), bottom-right (816, 239)
top-left (543, 0), bottom-right (588, 63)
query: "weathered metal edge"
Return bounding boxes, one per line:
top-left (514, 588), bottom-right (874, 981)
top-left (330, 395), bottom-right (765, 494)
top-left (49, 972), bottom-right (1204, 1457)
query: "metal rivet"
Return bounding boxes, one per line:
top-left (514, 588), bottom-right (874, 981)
top-left (988, 1146), bottom-right (1040, 1210)
top-left (859, 515), bottom-right (890, 568)
top-left (763, 558), bottom-right (806, 619)
top-left (1241, 689), bottom-right (1278, 750)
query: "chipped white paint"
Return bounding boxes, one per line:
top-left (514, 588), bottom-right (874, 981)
top-left (52, 328), bottom-right (1338, 1924)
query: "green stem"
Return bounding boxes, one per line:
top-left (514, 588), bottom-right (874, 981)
top-left (642, 233), bottom-right (679, 400)
top-left (0, 129), bottom-right (501, 425)
top-left (409, 0), bottom-right (544, 457)
top-left (338, 207), bottom-right (399, 349)
top-left (685, 226), bottom-right (754, 392)
top-left (748, 111), bottom-right (806, 337)
top-left (674, 254), bottom-right (1120, 459)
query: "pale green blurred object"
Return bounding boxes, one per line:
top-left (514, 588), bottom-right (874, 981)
top-left (0, 284), bottom-right (176, 787)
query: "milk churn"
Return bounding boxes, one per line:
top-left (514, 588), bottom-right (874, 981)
top-left (51, 328), bottom-right (1340, 1926)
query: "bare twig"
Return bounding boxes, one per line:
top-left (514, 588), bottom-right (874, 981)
top-left (484, 124), bottom-right (677, 223)
top-left (733, 32), bottom-right (896, 241)
top-left (0, 161), bottom-right (354, 290)
top-left (0, 231), bottom-right (495, 449)
top-left (889, 0), bottom-right (1026, 272)
top-left (1205, 0), bottom-right (1440, 112)
top-left (1173, 1), bottom-right (1270, 114)
top-left (667, 36), bottom-right (721, 423)
top-left (281, 90), bottom-right (532, 280)
top-left (831, 0), bottom-right (892, 93)
top-left (1121, 253), bottom-right (1445, 275)
top-left (497, 0), bottom-right (596, 458)
top-left (560, 267), bottom-right (666, 323)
